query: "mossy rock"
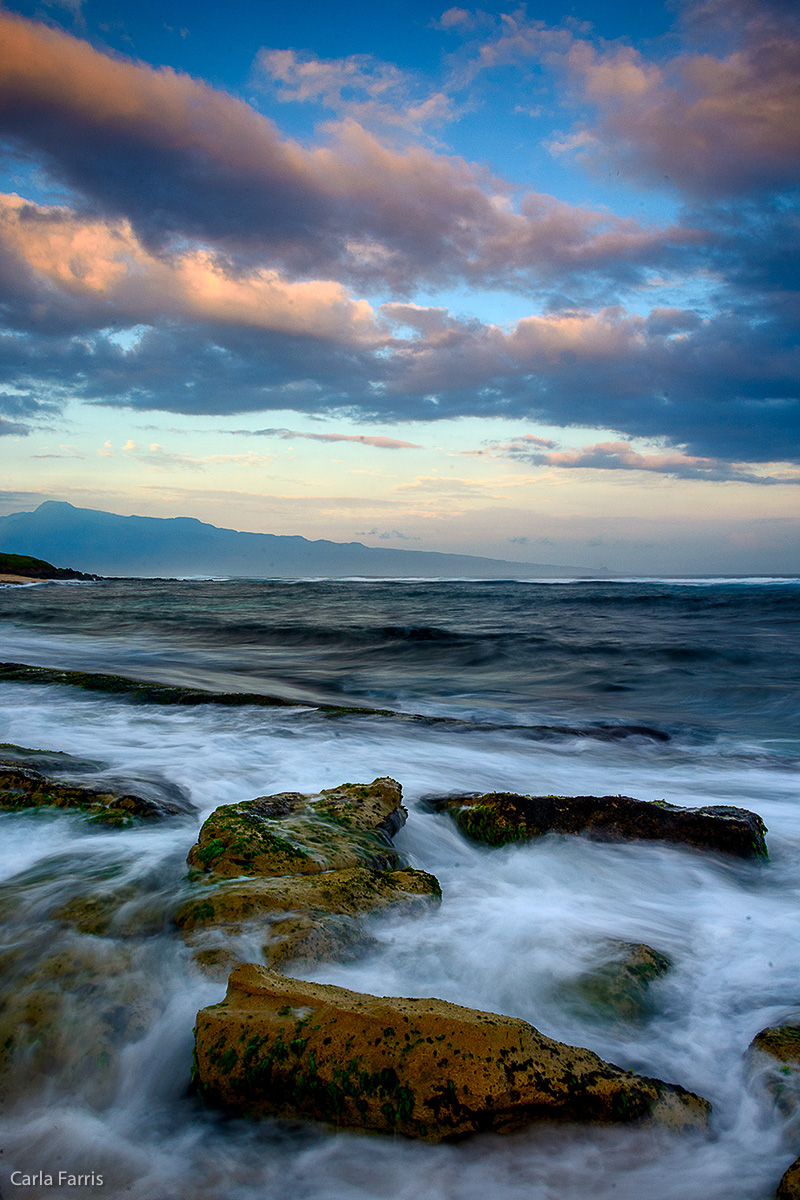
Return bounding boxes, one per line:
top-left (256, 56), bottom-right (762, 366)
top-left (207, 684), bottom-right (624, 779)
top-left (748, 1024), bottom-right (800, 1116)
top-left (193, 964), bottom-right (711, 1141)
top-left (186, 778), bottom-right (407, 879)
top-left (0, 940), bottom-right (160, 1107)
top-left (570, 941), bottom-right (672, 1025)
top-left (178, 865), bottom-right (440, 968)
top-left (175, 865), bottom-right (441, 932)
top-left (0, 764), bottom-right (179, 825)
top-left (262, 912), bottom-right (380, 967)
top-left (422, 791), bottom-right (768, 860)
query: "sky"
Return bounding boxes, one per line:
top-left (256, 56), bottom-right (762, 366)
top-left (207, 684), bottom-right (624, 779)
top-left (0, 0), bottom-right (798, 574)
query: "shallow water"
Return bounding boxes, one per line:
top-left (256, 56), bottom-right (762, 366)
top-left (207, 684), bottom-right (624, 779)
top-left (0, 578), bottom-right (798, 1199)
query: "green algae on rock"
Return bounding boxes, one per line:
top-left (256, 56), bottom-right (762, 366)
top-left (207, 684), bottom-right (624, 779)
top-left (176, 865), bottom-right (441, 966)
top-left (569, 940), bottom-right (672, 1025)
top-left (0, 742), bottom-right (194, 824)
top-left (176, 865), bottom-right (440, 931)
top-left (423, 790), bottom-right (768, 860)
top-left (186, 778), bottom-right (407, 879)
top-left (193, 963), bottom-right (711, 1141)
top-left (0, 763), bottom-right (179, 825)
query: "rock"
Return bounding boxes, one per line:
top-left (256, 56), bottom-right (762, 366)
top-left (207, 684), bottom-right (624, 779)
top-left (177, 865), bottom-right (440, 966)
top-left (0, 743), bottom-right (194, 824)
top-left (570, 940), bottom-right (672, 1025)
top-left (193, 964), bottom-right (711, 1141)
top-left (263, 912), bottom-right (379, 967)
top-left (422, 791), bottom-right (768, 860)
top-left (176, 865), bottom-right (440, 931)
top-left (0, 940), bottom-right (160, 1108)
top-left (187, 778), bottom-right (407, 879)
top-left (191, 947), bottom-right (246, 980)
top-left (778, 1157), bottom-right (800, 1199)
top-left (748, 1023), bottom-right (800, 1116)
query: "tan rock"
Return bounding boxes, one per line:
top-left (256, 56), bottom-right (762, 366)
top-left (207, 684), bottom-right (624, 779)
top-left (177, 865), bottom-right (440, 967)
top-left (175, 865), bottom-right (440, 931)
top-left (194, 964), bottom-right (711, 1141)
top-left (778, 1157), bottom-right (800, 1199)
top-left (186, 778), bottom-right (406, 879)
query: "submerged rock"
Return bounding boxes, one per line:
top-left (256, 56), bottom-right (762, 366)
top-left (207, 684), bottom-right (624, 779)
top-left (176, 865), bottom-right (440, 931)
top-left (0, 763), bottom-right (181, 825)
top-left (0, 742), bottom-right (194, 824)
top-left (0, 939), bottom-right (160, 1108)
top-left (194, 964), bottom-right (710, 1141)
top-left (187, 778), bottom-right (407, 879)
top-left (423, 791), bottom-right (768, 860)
top-left (570, 940), bottom-right (672, 1025)
top-left (748, 1023), bottom-right (800, 1117)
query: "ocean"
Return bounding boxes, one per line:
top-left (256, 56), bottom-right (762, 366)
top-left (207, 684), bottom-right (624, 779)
top-left (0, 576), bottom-right (799, 1199)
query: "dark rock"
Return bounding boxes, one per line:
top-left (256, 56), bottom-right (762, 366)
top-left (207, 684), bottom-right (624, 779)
top-left (422, 791), bottom-right (768, 859)
top-left (193, 964), bottom-right (711, 1141)
top-left (0, 763), bottom-right (188, 825)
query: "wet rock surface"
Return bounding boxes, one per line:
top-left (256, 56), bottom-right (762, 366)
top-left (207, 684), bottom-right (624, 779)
top-left (187, 777), bottom-right (407, 879)
top-left (748, 1023), bottom-right (800, 1117)
top-left (778, 1157), bottom-right (800, 1199)
top-left (181, 779), bottom-right (440, 971)
top-left (0, 742), bottom-right (194, 823)
top-left (193, 964), bottom-right (711, 1141)
top-left (570, 940), bottom-right (673, 1025)
top-left (422, 790), bottom-right (768, 859)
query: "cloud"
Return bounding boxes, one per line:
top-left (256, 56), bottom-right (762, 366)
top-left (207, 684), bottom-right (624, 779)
top-left (481, 436), bottom-right (800, 484)
top-left (0, 193), bottom-right (379, 343)
top-left (256, 47), bottom-right (456, 136)
top-left (0, 14), bottom-right (695, 296)
top-left (228, 427), bottom-right (422, 449)
top-left (0, 415), bottom-right (28, 436)
top-left (470, 3), bottom-right (800, 199)
top-left (354, 528), bottom-right (421, 540)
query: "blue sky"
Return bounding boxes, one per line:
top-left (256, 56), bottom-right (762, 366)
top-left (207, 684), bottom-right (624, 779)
top-left (0, 0), bottom-right (798, 572)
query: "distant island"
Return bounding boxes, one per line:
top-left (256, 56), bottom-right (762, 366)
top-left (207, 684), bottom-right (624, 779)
top-left (0, 502), bottom-right (588, 579)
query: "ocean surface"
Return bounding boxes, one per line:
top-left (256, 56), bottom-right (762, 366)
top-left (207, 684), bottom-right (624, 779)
top-left (0, 576), bottom-right (799, 1199)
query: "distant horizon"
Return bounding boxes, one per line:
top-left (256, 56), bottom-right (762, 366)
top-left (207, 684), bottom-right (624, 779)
top-left (2, 500), bottom-right (799, 580)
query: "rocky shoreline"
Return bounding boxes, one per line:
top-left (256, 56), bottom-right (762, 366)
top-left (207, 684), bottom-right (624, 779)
top-left (1, 731), bottom-right (798, 1190)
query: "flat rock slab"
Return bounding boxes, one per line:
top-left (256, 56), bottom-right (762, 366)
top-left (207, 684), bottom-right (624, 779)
top-left (176, 865), bottom-right (441, 932)
top-left (194, 964), bottom-right (711, 1141)
top-left (423, 791), bottom-right (768, 859)
top-left (187, 778), bottom-right (406, 879)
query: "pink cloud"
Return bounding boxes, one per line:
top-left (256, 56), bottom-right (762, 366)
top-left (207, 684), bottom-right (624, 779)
top-left (0, 13), bottom-right (694, 292)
